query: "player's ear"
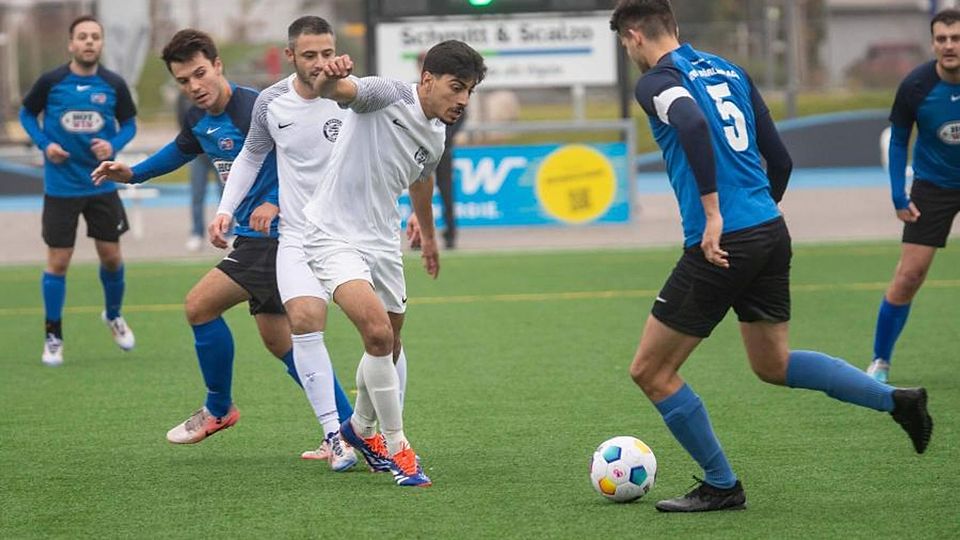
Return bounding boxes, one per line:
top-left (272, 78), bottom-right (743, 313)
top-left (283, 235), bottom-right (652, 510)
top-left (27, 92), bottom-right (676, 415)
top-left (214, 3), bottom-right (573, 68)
top-left (213, 57), bottom-right (224, 75)
top-left (420, 70), bottom-right (434, 89)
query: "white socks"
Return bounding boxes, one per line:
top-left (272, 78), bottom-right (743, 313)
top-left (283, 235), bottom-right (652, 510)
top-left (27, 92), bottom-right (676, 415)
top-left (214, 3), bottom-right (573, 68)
top-left (358, 351), bottom-right (407, 455)
top-left (395, 345), bottom-right (407, 410)
top-left (291, 332), bottom-right (340, 437)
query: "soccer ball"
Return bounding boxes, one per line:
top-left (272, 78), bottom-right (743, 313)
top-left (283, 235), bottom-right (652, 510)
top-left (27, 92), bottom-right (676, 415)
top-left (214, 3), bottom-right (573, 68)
top-left (590, 436), bottom-right (657, 503)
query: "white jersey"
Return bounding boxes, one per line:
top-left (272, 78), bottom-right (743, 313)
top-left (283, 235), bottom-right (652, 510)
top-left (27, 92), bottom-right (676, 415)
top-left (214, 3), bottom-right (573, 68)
top-left (302, 76), bottom-right (446, 252)
top-left (218, 74), bottom-right (346, 242)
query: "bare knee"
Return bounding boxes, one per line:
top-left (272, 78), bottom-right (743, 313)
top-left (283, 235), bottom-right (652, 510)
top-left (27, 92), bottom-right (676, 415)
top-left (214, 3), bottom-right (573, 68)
top-left (629, 353), bottom-right (671, 399)
top-left (751, 358), bottom-right (787, 385)
top-left (891, 267), bottom-right (928, 301)
top-left (361, 321), bottom-right (393, 356)
top-left (285, 300), bottom-right (325, 335)
top-left (184, 290), bottom-right (217, 326)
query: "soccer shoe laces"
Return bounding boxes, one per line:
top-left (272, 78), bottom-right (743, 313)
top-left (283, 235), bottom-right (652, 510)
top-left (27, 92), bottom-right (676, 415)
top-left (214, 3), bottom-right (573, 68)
top-left (365, 433), bottom-right (389, 458)
top-left (183, 409), bottom-right (208, 432)
top-left (109, 317), bottom-right (128, 336)
top-left (392, 448), bottom-right (419, 476)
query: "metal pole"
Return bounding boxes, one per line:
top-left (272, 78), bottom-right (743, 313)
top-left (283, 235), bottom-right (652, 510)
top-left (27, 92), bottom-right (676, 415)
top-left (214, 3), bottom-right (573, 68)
top-left (785, 0), bottom-right (799, 119)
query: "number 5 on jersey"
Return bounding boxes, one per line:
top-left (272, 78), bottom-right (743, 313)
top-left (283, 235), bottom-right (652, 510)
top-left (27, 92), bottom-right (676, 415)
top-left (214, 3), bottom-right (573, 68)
top-left (706, 83), bottom-right (749, 152)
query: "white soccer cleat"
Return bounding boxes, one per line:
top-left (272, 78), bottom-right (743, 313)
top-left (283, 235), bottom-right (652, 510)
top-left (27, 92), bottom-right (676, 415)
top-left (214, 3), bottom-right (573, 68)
top-left (300, 440), bottom-right (332, 461)
top-left (166, 406), bottom-right (240, 444)
top-left (185, 235), bottom-right (204, 252)
top-left (326, 432), bottom-right (358, 472)
top-left (102, 311), bottom-right (135, 351)
top-left (41, 335), bottom-right (63, 366)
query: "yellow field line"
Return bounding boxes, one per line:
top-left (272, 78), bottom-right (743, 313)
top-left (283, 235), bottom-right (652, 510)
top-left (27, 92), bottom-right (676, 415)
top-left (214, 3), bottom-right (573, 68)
top-left (1, 279), bottom-right (958, 317)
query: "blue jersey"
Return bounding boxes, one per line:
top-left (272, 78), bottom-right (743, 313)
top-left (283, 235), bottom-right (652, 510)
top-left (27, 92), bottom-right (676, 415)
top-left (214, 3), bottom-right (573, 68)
top-left (635, 44), bottom-right (781, 247)
top-left (130, 84), bottom-right (279, 238)
top-left (889, 61), bottom-right (960, 191)
top-left (20, 64), bottom-right (137, 197)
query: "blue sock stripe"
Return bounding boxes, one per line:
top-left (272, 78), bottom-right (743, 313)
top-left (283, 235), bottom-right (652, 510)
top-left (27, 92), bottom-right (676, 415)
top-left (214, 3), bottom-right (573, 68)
top-left (41, 272), bottom-right (66, 322)
top-left (786, 350), bottom-right (895, 412)
top-left (281, 349), bottom-right (302, 387)
top-left (873, 298), bottom-right (911, 363)
top-left (655, 384), bottom-right (737, 489)
top-left (99, 265), bottom-right (125, 320)
top-left (192, 317), bottom-right (234, 418)
top-left (333, 374), bottom-right (354, 423)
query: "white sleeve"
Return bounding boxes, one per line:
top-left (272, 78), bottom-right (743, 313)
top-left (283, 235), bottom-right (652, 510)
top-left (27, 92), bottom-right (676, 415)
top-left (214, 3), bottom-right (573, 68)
top-left (216, 93), bottom-right (274, 216)
top-left (350, 76), bottom-right (414, 113)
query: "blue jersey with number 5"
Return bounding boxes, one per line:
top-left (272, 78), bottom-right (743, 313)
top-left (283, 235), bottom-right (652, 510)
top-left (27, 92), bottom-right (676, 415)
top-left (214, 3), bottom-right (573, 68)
top-left (635, 44), bottom-right (780, 247)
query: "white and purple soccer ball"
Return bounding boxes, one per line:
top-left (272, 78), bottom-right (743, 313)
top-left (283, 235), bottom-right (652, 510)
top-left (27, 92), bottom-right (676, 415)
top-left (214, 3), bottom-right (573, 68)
top-left (590, 436), bottom-right (657, 503)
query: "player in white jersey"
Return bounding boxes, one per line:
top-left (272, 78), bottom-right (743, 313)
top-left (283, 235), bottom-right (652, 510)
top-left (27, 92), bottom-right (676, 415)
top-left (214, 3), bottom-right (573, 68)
top-left (211, 17), bottom-right (357, 471)
top-left (302, 40), bottom-right (487, 487)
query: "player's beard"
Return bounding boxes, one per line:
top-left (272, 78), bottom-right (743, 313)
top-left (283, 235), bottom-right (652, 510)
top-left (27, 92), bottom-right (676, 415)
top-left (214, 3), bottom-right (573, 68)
top-left (73, 54), bottom-right (99, 69)
top-left (292, 57), bottom-right (316, 88)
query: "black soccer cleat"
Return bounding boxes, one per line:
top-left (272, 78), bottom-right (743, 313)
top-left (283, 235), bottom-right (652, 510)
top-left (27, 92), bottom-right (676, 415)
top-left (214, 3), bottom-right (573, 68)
top-left (891, 387), bottom-right (933, 454)
top-left (655, 477), bottom-right (746, 513)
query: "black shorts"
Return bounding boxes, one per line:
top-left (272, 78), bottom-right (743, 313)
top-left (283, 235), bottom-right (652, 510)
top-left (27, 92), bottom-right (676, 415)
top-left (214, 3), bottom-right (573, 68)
top-left (216, 236), bottom-right (285, 315)
top-left (652, 217), bottom-right (792, 338)
top-left (42, 192), bottom-right (130, 248)
top-left (902, 179), bottom-right (960, 248)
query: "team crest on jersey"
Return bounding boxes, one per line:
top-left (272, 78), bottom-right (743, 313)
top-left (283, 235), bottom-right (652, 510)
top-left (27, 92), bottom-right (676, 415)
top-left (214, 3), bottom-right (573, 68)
top-left (60, 110), bottom-right (104, 133)
top-left (322, 118), bottom-right (342, 142)
top-left (91, 93), bottom-right (107, 105)
top-left (414, 146), bottom-right (428, 164)
top-left (937, 121), bottom-right (960, 145)
top-left (211, 159), bottom-right (232, 185)
top-left (218, 137), bottom-right (235, 151)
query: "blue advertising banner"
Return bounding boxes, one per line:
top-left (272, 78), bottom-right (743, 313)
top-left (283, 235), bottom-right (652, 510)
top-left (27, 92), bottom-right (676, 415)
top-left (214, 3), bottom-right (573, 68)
top-left (399, 142), bottom-right (630, 228)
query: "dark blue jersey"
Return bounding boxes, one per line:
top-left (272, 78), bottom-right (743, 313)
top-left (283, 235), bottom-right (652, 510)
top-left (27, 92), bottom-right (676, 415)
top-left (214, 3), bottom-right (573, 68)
top-left (635, 44), bottom-right (783, 247)
top-left (130, 84), bottom-right (278, 238)
top-left (889, 61), bottom-right (960, 196)
top-left (20, 64), bottom-right (137, 197)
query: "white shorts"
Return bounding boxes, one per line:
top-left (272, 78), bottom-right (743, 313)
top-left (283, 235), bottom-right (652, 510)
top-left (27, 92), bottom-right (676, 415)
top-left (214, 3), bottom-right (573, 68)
top-left (303, 239), bottom-right (407, 314)
top-left (276, 237), bottom-right (331, 305)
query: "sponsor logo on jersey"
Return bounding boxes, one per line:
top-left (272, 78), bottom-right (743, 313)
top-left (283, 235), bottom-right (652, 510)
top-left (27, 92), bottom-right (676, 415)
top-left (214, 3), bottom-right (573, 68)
top-left (414, 146), bottom-right (428, 164)
top-left (206, 126), bottom-right (222, 135)
top-left (278, 122), bottom-right (294, 129)
top-left (212, 159), bottom-right (233, 185)
top-left (937, 121), bottom-right (960, 145)
top-left (76, 85), bottom-right (91, 92)
top-left (323, 118), bottom-right (342, 142)
top-left (391, 118), bottom-right (409, 130)
top-left (60, 110), bottom-right (105, 133)
top-left (91, 93), bottom-right (107, 104)
top-left (218, 137), bottom-right (235, 151)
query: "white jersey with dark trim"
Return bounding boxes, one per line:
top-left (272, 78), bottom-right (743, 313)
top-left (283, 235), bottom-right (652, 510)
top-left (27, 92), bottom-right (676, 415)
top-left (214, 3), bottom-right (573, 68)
top-left (235, 74), bottom-right (346, 241)
top-left (302, 76), bottom-right (446, 252)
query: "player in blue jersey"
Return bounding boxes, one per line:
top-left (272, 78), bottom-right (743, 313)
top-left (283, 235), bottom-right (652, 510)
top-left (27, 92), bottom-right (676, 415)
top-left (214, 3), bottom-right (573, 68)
top-left (92, 29), bottom-right (354, 452)
top-left (866, 9), bottom-right (960, 384)
top-left (609, 0), bottom-right (933, 513)
top-left (19, 15), bottom-right (137, 367)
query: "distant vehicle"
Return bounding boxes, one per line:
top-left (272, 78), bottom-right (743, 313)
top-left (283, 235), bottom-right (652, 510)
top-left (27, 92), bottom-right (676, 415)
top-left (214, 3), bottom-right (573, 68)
top-left (847, 43), bottom-right (927, 88)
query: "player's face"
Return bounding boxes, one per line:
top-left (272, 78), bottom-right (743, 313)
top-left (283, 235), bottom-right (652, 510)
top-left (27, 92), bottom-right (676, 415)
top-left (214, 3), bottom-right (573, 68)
top-left (286, 33), bottom-right (336, 88)
top-left (932, 22), bottom-right (960, 73)
top-left (421, 72), bottom-right (474, 125)
top-left (169, 53), bottom-right (226, 111)
top-left (68, 21), bottom-right (103, 68)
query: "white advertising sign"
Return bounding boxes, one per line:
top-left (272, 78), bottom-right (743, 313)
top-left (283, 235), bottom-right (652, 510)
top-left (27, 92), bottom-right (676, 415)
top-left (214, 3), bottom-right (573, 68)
top-left (375, 16), bottom-right (617, 88)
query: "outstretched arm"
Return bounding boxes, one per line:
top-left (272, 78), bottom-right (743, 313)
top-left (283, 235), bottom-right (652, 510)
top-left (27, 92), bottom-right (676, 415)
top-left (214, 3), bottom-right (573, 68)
top-left (92, 141), bottom-right (192, 185)
top-left (312, 55), bottom-right (358, 105)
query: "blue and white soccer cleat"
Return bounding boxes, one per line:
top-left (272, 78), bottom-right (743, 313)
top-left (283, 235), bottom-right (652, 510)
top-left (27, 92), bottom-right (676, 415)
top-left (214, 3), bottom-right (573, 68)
top-left (866, 359), bottom-right (890, 384)
top-left (41, 334), bottom-right (63, 366)
top-left (325, 432), bottom-right (358, 472)
top-left (389, 446), bottom-right (432, 487)
top-left (339, 419), bottom-right (392, 472)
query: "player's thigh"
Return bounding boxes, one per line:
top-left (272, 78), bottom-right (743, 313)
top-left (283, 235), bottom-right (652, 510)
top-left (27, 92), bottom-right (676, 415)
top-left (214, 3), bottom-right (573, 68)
top-left (632, 314), bottom-right (702, 401)
top-left (902, 180), bottom-right (960, 248)
top-left (896, 242), bottom-right (938, 277)
top-left (41, 195), bottom-right (83, 249)
top-left (650, 246), bottom-right (740, 339)
top-left (731, 219), bottom-right (792, 326)
top-left (369, 250), bottom-right (407, 315)
top-left (253, 312), bottom-right (292, 358)
top-left (185, 267), bottom-right (250, 324)
top-left (217, 237), bottom-right (285, 317)
top-left (83, 191), bottom-right (129, 242)
top-left (739, 320), bottom-right (790, 385)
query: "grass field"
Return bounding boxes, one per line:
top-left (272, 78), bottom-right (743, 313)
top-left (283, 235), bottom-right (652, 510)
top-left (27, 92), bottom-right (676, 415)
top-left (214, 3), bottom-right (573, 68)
top-left (1, 243), bottom-right (958, 538)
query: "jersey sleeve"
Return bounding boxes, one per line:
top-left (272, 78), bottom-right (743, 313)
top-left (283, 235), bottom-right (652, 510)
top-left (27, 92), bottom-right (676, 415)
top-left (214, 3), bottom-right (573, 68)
top-left (636, 68), bottom-right (717, 195)
top-left (351, 76), bottom-right (412, 113)
top-left (21, 72), bottom-right (54, 115)
top-left (112, 79), bottom-right (137, 123)
top-left (889, 77), bottom-right (918, 129)
top-left (173, 115), bottom-right (204, 156)
top-left (244, 91), bottom-right (277, 156)
top-left (749, 77), bottom-right (792, 202)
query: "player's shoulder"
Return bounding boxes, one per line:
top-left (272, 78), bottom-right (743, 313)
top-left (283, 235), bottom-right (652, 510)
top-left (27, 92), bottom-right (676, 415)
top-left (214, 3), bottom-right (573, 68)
top-left (899, 60), bottom-right (939, 91)
top-left (183, 104), bottom-right (206, 129)
top-left (96, 66), bottom-right (130, 88)
top-left (636, 63), bottom-right (685, 102)
top-left (258, 76), bottom-right (293, 104)
top-left (35, 64), bottom-right (72, 87)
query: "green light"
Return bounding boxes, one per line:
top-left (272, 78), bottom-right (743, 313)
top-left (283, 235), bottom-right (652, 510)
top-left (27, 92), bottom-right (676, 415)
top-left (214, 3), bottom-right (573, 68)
top-left (468, 0), bottom-right (494, 6)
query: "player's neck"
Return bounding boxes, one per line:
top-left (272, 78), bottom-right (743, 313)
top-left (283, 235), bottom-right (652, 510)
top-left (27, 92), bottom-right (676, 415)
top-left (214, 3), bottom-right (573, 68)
top-left (69, 60), bottom-right (98, 77)
top-left (292, 76), bottom-right (319, 100)
top-left (415, 85), bottom-right (436, 120)
top-left (936, 63), bottom-right (960, 84)
top-left (644, 39), bottom-right (680, 71)
top-left (208, 80), bottom-right (232, 115)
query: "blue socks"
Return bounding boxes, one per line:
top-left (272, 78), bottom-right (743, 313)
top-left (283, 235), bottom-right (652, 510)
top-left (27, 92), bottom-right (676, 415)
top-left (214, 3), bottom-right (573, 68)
top-left (42, 272), bottom-right (66, 335)
top-left (655, 384), bottom-right (737, 489)
top-left (281, 350), bottom-right (302, 387)
top-left (786, 350), bottom-right (894, 412)
top-left (99, 265), bottom-right (125, 320)
top-left (192, 317), bottom-right (234, 418)
top-left (873, 298), bottom-right (911, 364)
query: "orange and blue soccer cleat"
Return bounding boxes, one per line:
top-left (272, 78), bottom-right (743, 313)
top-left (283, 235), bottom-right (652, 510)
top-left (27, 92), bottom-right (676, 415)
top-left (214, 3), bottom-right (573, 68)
top-left (389, 445), bottom-right (431, 487)
top-left (339, 419), bottom-right (392, 472)
top-left (166, 405), bottom-right (240, 444)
